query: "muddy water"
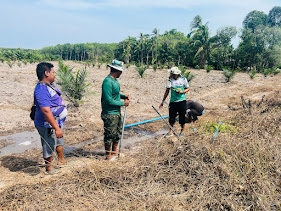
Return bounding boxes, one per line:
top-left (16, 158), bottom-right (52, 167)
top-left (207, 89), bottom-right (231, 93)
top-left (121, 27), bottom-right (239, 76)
top-left (0, 130), bottom-right (41, 157)
top-left (0, 129), bottom-right (168, 158)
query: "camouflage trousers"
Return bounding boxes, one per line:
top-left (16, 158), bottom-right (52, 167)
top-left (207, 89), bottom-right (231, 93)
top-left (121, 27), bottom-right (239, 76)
top-left (101, 113), bottom-right (122, 145)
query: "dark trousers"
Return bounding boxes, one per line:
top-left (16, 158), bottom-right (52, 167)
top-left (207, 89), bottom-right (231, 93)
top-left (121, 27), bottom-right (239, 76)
top-left (169, 100), bottom-right (186, 125)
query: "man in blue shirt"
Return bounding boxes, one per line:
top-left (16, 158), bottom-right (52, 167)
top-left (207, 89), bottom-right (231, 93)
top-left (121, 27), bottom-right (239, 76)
top-left (33, 62), bottom-right (67, 174)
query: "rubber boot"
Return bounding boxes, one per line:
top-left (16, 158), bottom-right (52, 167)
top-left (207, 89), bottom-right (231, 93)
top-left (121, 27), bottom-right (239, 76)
top-left (112, 142), bottom-right (119, 157)
top-left (104, 143), bottom-right (112, 160)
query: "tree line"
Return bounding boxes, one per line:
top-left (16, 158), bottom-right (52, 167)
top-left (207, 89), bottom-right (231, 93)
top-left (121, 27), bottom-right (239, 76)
top-left (1, 6), bottom-right (281, 74)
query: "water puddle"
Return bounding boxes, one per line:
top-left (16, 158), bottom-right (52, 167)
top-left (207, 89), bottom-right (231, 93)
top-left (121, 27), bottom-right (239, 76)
top-left (122, 128), bottom-right (167, 146)
top-left (0, 128), bottom-right (168, 158)
top-left (0, 131), bottom-right (41, 157)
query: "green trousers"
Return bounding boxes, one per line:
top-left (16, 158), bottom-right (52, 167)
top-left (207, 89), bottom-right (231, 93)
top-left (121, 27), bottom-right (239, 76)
top-left (101, 113), bottom-right (122, 145)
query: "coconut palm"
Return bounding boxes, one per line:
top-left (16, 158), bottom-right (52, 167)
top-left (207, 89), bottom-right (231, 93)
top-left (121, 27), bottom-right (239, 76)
top-left (189, 15), bottom-right (211, 68)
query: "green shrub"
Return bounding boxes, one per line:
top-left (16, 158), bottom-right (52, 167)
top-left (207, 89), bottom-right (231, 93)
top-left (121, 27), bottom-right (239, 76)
top-left (195, 65), bottom-right (200, 69)
top-left (178, 65), bottom-right (186, 73)
top-left (223, 68), bottom-right (236, 82)
top-left (167, 62), bottom-right (175, 69)
top-left (205, 65), bottom-right (214, 73)
top-left (152, 64), bottom-right (157, 71)
top-left (202, 121), bottom-right (237, 134)
top-left (183, 71), bottom-right (195, 82)
top-left (56, 61), bottom-right (90, 107)
top-left (6, 60), bottom-right (13, 68)
top-left (263, 68), bottom-right (280, 76)
top-left (273, 68), bottom-right (281, 75)
top-left (135, 66), bottom-right (146, 78)
top-left (248, 70), bottom-right (257, 79)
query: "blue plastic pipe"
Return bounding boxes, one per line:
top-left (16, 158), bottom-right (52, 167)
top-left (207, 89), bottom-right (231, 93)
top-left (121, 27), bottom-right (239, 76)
top-left (124, 115), bottom-right (169, 129)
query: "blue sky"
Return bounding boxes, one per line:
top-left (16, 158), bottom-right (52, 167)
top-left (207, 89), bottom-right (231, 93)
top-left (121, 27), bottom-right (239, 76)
top-left (0, 0), bottom-right (280, 49)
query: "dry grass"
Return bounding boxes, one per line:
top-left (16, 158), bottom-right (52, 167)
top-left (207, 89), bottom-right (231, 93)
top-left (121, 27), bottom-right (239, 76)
top-left (0, 62), bottom-right (281, 210)
top-left (0, 95), bottom-right (280, 210)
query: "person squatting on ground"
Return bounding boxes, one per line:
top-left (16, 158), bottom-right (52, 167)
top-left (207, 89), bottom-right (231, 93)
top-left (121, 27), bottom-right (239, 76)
top-left (185, 100), bottom-right (205, 123)
top-left (101, 60), bottom-right (130, 160)
top-left (159, 67), bottom-right (190, 137)
top-left (33, 62), bottom-right (67, 174)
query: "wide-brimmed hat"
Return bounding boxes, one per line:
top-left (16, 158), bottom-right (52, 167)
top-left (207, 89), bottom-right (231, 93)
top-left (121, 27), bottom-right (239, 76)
top-left (107, 59), bottom-right (125, 72)
top-left (168, 66), bottom-right (181, 75)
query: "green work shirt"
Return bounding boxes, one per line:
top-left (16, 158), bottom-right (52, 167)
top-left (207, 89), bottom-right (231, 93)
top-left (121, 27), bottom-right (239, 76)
top-left (167, 76), bottom-right (189, 103)
top-left (101, 75), bottom-right (125, 114)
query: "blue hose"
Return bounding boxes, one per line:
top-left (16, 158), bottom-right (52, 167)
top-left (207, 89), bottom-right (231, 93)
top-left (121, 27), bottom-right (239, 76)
top-left (124, 115), bottom-right (169, 129)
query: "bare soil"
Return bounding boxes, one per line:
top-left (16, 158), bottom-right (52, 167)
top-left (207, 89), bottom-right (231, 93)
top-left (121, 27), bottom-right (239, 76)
top-left (0, 61), bottom-right (280, 210)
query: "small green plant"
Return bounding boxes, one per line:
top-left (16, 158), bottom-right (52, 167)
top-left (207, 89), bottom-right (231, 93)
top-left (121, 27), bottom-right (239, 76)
top-left (223, 68), bottom-right (236, 82)
top-left (183, 71), bottom-right (195, 82)
top-left (152, 64), bottom-right (157, 71)
top-left (248, 70), bottom-right (256, 79)
top-left (6, 60), bottom-right (13, 68)
top-left (125, 63), bottom-right (130, 69)
top-left (263, 68), bottom-right (280, 76)
top-left (135, 66), bottom-right (146, 78)
top-left (205, 65), bottom-right (214, 73)
top-left (195, 65), bottom-right (200, 69)
top-left (56, 61), bottom-right (90, 107)
top-left (202, 121), bottom-right (237, 134)
top-left (272, 68), bottom-right (281, 75)
top-left (167, 62), bottom-right (175, 69)
top-left (262, 68), bottom-right (271, 76)
top-left (178, 65), bottom-right (186, 73)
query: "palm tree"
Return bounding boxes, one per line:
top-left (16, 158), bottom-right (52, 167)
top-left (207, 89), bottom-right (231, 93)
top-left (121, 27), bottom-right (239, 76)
top-left (189, 15), bottom-right (211, 67)
top-left (137, 33), bottom-right (149, 65)
top-left (151, 28), bottom-right (159, 65)
top-left (122, 37), bottom-right (135, 64)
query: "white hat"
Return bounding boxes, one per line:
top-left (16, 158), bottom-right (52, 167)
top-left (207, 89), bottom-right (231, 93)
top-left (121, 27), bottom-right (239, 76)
top-left (168, 66), bottom-right (181, 75)
top-left (107, 60), bottom-right (125, 71)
